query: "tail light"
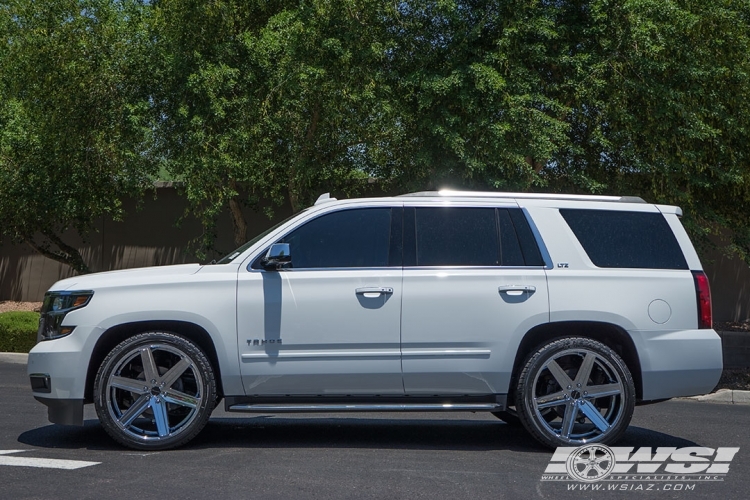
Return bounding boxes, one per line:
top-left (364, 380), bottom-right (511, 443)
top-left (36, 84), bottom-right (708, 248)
top-left (692, 271), bottom-right (712, 329)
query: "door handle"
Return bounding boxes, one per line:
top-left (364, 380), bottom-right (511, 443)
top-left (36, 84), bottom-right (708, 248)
top-left (498, 285), bottom-right (536, 296)
top-left (355, 287), bottom-right (394, 296)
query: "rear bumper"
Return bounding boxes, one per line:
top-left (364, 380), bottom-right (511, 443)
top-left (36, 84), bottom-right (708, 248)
top-left (634, 328), bottom-right (723, 400)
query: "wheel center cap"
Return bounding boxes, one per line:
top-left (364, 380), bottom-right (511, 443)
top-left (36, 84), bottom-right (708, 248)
top-left (570, 390), bottom-right (582, 400)
top-left (151, 386), bottom-right (161, 396)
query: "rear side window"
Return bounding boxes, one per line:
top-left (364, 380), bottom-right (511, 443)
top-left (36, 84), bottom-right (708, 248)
top-left (560, 209), bottom-right (688, 270)
top-left (415, 208), bottom-right (499, 266)
top-left (406, 207), bottom-right (544, 267)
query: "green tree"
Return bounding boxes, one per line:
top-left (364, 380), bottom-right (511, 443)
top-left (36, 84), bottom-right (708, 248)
top-left (381, 1), bottom-right (750, 259)
top-left (0, 0), bottom-right (156, 273)
top-left (153, 0), bottom-right (400, 255)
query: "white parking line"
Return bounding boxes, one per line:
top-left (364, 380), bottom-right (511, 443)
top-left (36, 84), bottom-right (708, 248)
top-left (0, 450), bottom-right (100, 470)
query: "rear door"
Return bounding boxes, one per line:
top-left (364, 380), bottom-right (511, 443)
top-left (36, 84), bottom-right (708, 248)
top-left (400, 204), bottom-right (550, 395)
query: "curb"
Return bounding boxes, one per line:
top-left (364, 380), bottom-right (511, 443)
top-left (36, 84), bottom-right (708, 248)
top-left (682, 389), bottom-right (750, 405)
top-left (0, 352), bottom-right (28, 364)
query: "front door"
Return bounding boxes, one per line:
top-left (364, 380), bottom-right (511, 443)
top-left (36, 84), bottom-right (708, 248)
top-left (236, 206), bottom-right (404, 396)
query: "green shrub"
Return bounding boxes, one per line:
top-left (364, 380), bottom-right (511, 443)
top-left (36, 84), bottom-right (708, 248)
top-left (0, 311), bottom-right (39, 353)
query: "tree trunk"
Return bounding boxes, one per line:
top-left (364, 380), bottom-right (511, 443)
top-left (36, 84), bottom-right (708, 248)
top-left (24, 233), bottom-right (90, 274)
top-left (228, 195), bottom-right (248, 246)
top-left (525, 156), bottom-right (546, 173)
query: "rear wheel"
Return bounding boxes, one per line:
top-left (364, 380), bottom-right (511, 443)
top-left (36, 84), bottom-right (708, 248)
top-left (515, 337), bottom-right (635, 448)
top-left (93, 332), bottom-right (216, 450)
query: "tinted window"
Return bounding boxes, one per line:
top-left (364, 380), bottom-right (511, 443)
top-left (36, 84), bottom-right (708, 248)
top-left (280, 208), bottom-right (391, 268)
top-left (415, 208), bottom-right (499, 266)
top-left (560, 209), bottom-right (688, 269)
top-left (508, 208), bottom-right (545, 266)
top-left (498, 209), bottom-right (525, 266)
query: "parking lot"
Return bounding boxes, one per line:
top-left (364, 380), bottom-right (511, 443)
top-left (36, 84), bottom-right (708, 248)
top-left (1, 358), bottom-right (749, 499)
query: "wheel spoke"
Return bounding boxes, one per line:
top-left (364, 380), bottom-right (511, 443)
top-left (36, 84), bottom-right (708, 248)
top-left (574, 352), bottom-right (596, 387)
top-left (118, 394), bottom-right (151, 428)
top-left (163, 389), bottom-right (199, 409)
top-left (140, 347), bottom-right (159, 383)
top-left (159, 357), bottom-right (191, 390)
top-left (152, 397), bottom-right (171, 437)
top-left (585, 383), bottom-right (622, 399)
top-left (110, 376), bottom-right (148, 394)
top-left (560, 403), bottom-right (578, 438)
top-left (579, 400), bottom-right (611, 432)
top-left (535, 391), bottom-right (567, 409)
top-left (546, 359), bottom-right (574, 389)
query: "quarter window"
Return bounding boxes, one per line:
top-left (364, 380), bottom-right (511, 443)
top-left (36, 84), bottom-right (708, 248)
top-left (560, 209), bottom-right (688, 269)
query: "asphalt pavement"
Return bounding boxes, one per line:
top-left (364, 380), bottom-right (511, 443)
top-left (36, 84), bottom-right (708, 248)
top-left (1, 359), bottom-right (749, 500)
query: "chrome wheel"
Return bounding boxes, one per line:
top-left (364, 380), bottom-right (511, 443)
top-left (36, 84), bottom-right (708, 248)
top-left (94, 332), bottom-right (216, 450)
top-left (516, 338), bottom-right (634, 448)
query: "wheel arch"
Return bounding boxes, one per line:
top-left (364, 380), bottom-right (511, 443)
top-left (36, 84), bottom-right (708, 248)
top-left (509, 321), bottom-right (643, 401)
top-left (85, 320), bottom-right (224, 403)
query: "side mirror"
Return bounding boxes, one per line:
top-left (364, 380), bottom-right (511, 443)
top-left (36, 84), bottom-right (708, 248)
top-left (262, 243), bottom-right (292, 269)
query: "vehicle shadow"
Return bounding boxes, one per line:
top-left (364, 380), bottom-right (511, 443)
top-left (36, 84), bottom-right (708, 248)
top-left (17, 415), bottom-right (699, 452)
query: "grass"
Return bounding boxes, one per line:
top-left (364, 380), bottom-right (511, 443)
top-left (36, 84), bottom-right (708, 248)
top-left (0, 311), bottom-right (39, 353)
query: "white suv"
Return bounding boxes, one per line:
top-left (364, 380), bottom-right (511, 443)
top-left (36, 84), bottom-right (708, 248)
top-left (27, 191), bottom-right (723, 450)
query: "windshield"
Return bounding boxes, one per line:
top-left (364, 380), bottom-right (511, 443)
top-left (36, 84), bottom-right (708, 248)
top-left (214, 211), bottom-right (304, 264)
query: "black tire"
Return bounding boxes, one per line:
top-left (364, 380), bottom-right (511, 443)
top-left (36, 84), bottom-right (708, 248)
top-left (93, 332), bottom-right (216, 450)
top-left (515, 337), bottom-right (635, 448)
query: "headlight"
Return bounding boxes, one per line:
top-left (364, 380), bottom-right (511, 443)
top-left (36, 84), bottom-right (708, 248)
top-left (38, 291), bottom-right (94, 342)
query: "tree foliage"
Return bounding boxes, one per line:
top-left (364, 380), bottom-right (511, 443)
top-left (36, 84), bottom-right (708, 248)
top-left (3, 0), bottom-right (750, 267)
top-left (152, 0), bottom-right (400, 255)
top-left (0, 0), bottom-right (156, 272)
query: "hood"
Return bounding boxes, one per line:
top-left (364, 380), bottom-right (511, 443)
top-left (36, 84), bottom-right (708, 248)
top-left (49, 263), bottom-right (203, 292)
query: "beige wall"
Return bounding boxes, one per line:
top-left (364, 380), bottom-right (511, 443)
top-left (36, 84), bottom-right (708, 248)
top-left (2, 188), bottom-right (750, 322)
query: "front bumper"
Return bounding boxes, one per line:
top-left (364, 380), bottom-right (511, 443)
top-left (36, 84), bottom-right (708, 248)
top-left (34, 397), bottom-right (84, 426)
top-left (634, 328), bottom-right (723, 400)
top-left (27, 325), bottom-right (101, 404)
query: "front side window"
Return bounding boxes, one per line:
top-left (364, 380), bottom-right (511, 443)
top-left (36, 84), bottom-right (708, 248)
top-left (279, 208), bottom-right (392, 269)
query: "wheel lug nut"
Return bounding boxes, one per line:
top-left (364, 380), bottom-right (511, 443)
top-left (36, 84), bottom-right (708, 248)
top-left (577, 383), bottom-right (581, 388)
top-left (151, 379), bottom-right (156, 384)
top-left (567, 385), bottom-right (572, 390)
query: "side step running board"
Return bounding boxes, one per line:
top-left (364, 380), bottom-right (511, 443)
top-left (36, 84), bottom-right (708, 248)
top-left (227, 403), bottom-right (502, 413)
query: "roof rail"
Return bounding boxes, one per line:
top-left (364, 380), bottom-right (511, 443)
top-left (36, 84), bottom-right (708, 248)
top-left (399, 190), bottom-right (646, 204)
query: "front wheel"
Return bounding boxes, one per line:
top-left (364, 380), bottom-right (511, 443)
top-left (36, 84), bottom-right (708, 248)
top-left (93, 332), bottom-right (216, 450)
top-left (515, 337), bottom-right (635, 448)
